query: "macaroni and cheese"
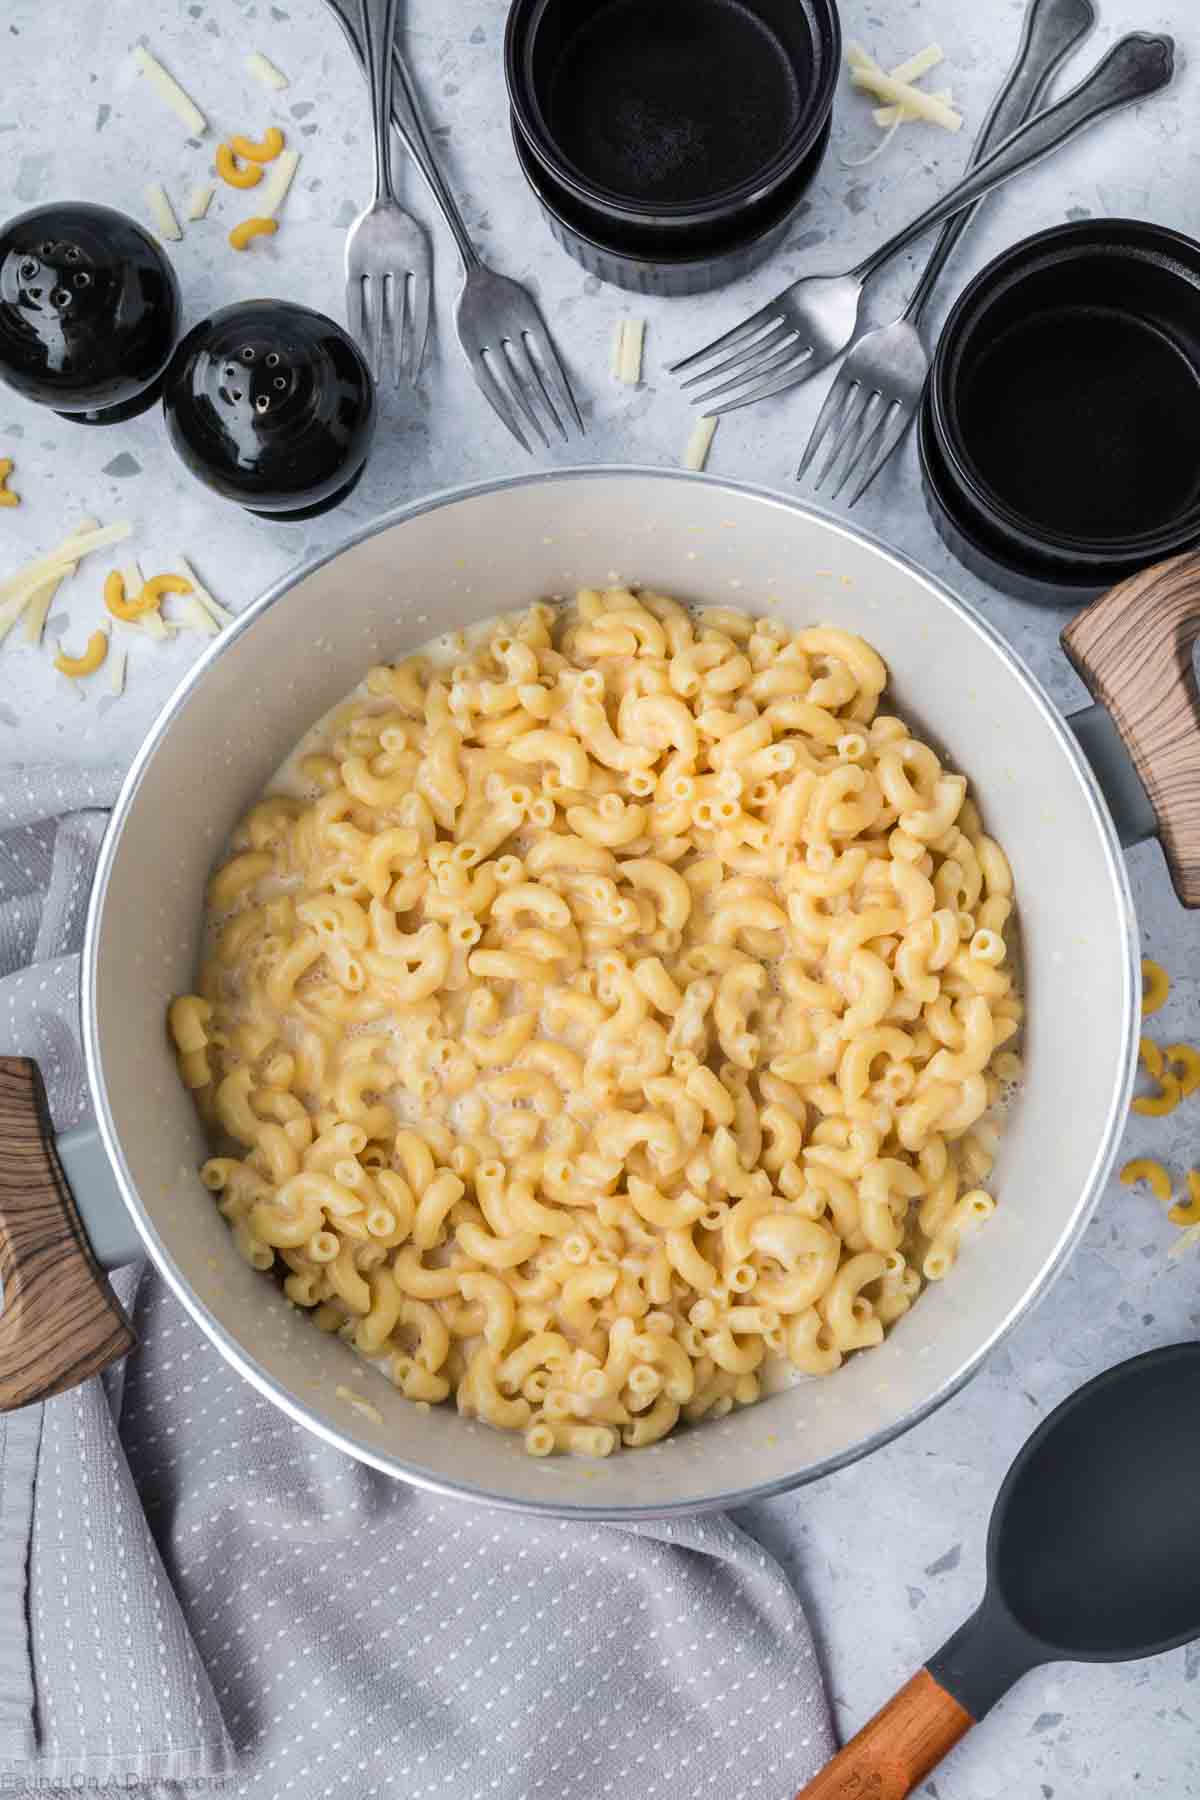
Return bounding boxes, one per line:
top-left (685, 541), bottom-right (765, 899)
top-left (170, 587), bottom-right (1020, 1456)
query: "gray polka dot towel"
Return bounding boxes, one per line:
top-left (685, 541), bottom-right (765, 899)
top-left (0, 767), bottom-right (833, 1798)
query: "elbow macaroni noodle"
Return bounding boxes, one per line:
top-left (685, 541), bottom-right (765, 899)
top-left (170, 588), bottom-right (1020, 1456)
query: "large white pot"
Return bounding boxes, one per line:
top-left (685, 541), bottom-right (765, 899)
top-left (4, 468), bottom-right (1197, 1517)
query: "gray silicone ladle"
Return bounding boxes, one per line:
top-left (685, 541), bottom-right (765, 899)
top-left (796, 1343), bottom-right (1200, 1799)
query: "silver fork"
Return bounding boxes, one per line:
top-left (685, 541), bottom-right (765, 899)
top-left (343, 0), bottom-right (432, 385)
top-left (799, 0), bottom-right (1094, 507)
top-left (326, 0), bottom-right (583, 451)
top-left (672, 32), bottom-right (1173, 417)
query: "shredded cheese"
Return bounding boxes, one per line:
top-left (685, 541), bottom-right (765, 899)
top-left (846, 43), bottom-right (962, 132)
top-left (851, 68), bottom-right (961, 131)
top-left (23, 517), bottom-right (100, 647)
top-left (188, 184), bottom-right (215, 221)
top-left (0, 521), bottom-right (132, 610)
top-left (870, 44), bottom-right (945, 84)
top-left (1169, 1223), bottom-right (1200, 1260)
top-left (23, 580), bottom-right (62, 647)
top-left (841, 116), bottom-right (902, 168)
top-left (247, 50), bottom-right (289, 91)
top-left (146, 183), bottom-right (183, 243)
top-left (256, 148), bottom-right (300, 220)
top-left (180, 596), bottom-right (219, 637)
top-left (874, 88), bottom-right (954, 129)
top-left (612, 319), bottom-right (645, 386)
top-left (0, 593), bottom-right (30, 647)
top-left (173, 555), bottom-right (234, 628)
top-left (132, 45), bottom-right (208, 136)
top-left (683, 416), bottom-right (718, 472)
top-left (109, 645), bottom-right (127, 697)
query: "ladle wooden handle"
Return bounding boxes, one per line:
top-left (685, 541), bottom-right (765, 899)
top-left (1063, 550), bottom-right (1200, 908)
top-left (794, 1669), bottom-right (973, 1800)
top-left (0, 1057), bottom-right (135, 1411)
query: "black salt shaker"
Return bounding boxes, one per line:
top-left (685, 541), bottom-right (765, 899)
top-left (0, 202), bottom-right (181, 423)
top-left (163, 299), bottom-right (376, 519)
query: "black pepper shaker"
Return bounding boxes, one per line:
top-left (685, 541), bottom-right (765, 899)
top-left (0, 202), bottom-right (181, 423)
top-left (162, 300), bottom-right (377, 519)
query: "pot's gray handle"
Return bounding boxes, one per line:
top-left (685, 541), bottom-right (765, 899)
top-left (1066, 703), bottom-right (1158, 849)
top-left (58, 1125), bottom-right (146, 1269)
top-left (0, 1058), bottom-right (135, 1412)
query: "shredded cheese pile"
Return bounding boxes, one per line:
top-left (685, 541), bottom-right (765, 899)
top-left (1119, 958), bottom-right (1200, 1256)
top-left (843, 42), bottom-right (962, 167)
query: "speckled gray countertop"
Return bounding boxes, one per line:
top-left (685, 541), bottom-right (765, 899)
top-left (3, 0), bottom-right (1199, 1793)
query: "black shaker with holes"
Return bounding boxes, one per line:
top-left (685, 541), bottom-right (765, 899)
top-left (162, 300), bottom-right (377, 519)
top-left (0, 202), bottom-right (181, 423)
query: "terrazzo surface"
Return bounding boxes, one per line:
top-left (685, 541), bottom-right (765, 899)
top-left (2, 0), bottom-right (1198, 1792)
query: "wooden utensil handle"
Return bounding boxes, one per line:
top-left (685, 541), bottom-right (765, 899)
top-left (794, 1669), bottom-right (974, 1800)
top-left (1063, 551), bottom-right (1200, 908)
top-left (0, 1057), bottom-right (135, 1411)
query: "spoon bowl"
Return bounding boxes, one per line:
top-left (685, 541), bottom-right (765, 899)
top-left (991, 1343), bottom-right (1200, 1657)
top-left (799, 1344), bottom-right (1200, 1799)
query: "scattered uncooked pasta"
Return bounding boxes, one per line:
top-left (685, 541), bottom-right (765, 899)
top-left (54, 628), bottom-right (109, 679)
top-left (1123, 959), bottom-right (1200, 1253)
top-left (228, 216), bottom-right (277, 252)
top-left (1170, 1171), bottom-right (1200, 1228)
top-left (170, 588), bottom-right (1021, 1456)
top-left (1120, 1159), bottom-right (1172, 1204)
top-left (217, 143), bottom-right (263, 190)
top-left (1142, 957), bottom-right (1169, 1015)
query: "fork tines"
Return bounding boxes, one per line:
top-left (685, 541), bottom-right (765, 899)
top-left (798, 378), bottom-right (908, 507)
top-left (670, 305), bottom-right (813, 415)
top-left (347, 269), bottom-right (430, 387)
top-left (468, 317), bottom-right (584, 455)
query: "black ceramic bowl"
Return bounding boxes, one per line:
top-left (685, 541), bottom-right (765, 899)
top-left (511, 109), bottom-right (831, 298)
top-left (505, 0), bottom-right (840, 293)
top-left (921, 219), bottom-right (1200, 607)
